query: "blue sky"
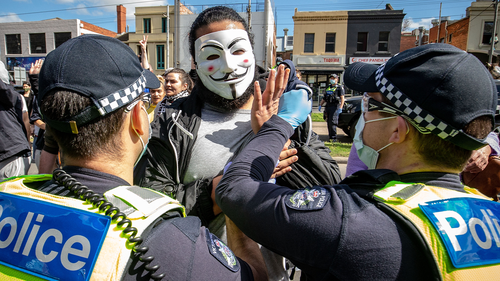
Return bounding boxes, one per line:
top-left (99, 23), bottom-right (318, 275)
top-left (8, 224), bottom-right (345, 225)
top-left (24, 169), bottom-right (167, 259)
top-left (1, 0), bottom-right (475, 36)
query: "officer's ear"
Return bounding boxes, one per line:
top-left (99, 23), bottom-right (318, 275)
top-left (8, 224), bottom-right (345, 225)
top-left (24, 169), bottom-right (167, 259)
top-left (388, 116), bottom-right (409, 144)
top-left (131, 101), bottom-right (147, 136)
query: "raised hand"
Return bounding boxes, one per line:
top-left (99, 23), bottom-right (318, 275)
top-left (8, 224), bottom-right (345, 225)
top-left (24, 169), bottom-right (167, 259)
top-left (139, 35), bottom-right (148, 51)
top-left (29, 59), bottom-right (44, 75)
top-left (251, 64), bottom-right (290, 134)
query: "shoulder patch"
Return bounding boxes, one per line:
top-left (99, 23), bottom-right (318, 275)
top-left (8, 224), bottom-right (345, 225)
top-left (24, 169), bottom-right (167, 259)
top-left (205, 229), bottom-right (240, 272)
top-left (286, 187), bottom-right (330, 210)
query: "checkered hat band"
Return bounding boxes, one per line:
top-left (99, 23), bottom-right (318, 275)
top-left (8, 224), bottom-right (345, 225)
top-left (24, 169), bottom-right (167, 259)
top-left (97, 75), bottom-right (146, 115)
top-left (375, 65), bottom-right (459, 141)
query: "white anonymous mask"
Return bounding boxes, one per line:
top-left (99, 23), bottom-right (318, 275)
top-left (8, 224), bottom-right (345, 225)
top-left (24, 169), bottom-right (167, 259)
top-left (195, 29), bottom-right (255, 100)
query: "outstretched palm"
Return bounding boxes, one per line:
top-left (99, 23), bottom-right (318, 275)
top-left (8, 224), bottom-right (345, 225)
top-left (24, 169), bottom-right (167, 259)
top-left (251, 64), bottom-right (290, 134)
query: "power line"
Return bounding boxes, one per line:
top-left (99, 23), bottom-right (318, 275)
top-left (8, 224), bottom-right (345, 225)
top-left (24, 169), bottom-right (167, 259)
top-left (0, 0), bottom-right (166, 18)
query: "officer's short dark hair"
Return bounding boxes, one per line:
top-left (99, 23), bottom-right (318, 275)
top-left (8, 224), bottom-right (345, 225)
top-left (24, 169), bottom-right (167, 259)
top-left (41, 90), bottom-right (129, 160)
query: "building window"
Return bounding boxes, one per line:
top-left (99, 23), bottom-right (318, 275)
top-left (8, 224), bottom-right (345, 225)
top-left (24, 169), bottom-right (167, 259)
top-left (286, 36), bottom-right (293, 47)
top-left (157, 45), bottom-right (165, 69)
top-left (144, 18), bottom-right (151, 33)
top-left (54, 32), bottom-right (71, 48)
top-left (449, 34), bottom-right (452, 43)
top-left (304, 33), bottom-right (314, 53)
top-left (357, 32), bottom-right (368, 52)
top-left (5, 34), bottom-right (21, 54)
top-left (30, 33), bottom-right (46, 54)
top-left (162, 17), bottom-right (168, 33)
top-left (378, 31), bottom-right (389, 52)
top-left (482, 21), bottom-right (494, 44)
top-left (325, 33), bottom-right (336, 53)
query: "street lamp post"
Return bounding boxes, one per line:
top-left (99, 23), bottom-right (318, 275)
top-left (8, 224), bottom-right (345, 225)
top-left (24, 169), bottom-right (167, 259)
top-left (489, 0), bottom-right (499, 65)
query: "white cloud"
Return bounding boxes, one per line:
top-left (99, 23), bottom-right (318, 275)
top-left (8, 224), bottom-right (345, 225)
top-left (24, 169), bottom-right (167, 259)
top-left (406, 17), bottom-right (436, 31)
top-left (0, 13), bottom-right (24, 23)
top-left (85, 0), bottom-right (169, 22)
top-left (53, 0), bottom-right (76, 3)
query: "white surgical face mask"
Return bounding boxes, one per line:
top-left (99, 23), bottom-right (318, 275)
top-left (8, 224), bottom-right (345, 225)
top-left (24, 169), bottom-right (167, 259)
top-left (195, 29), bottom-right (255, 100)
top-left (353, 114), bottom-right (397, 169)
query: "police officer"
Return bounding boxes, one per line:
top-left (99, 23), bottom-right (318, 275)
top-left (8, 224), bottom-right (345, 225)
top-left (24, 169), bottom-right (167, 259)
top-left (0, 35), bottom-right (267, 281)
top-left (319, 74), bottom-right (345, 142)
top-left (216, 44), bottom-right (500, 280)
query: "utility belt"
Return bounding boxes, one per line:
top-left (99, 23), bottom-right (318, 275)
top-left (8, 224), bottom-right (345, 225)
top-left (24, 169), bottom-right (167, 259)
top-left (0, 173), bottom-right (185, 281)
top-left (371, 181), bottom-right (500, 280)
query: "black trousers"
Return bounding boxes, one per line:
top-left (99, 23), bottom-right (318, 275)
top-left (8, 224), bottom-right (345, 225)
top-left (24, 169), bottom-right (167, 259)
top-left (325, 106), bottom-right (339, 140)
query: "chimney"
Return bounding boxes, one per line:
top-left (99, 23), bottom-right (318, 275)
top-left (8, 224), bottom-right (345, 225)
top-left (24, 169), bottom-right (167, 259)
top-left (117, 5), bottom-right (126, 34)
top-left (283, 28), bottom-right (289, 50)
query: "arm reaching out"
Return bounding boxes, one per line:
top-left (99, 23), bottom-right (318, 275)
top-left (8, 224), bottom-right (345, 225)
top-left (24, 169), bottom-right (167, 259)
top-left (226, 216), bottom-right (268, 281)
top-left (139, 35), bottom-right (151, 70)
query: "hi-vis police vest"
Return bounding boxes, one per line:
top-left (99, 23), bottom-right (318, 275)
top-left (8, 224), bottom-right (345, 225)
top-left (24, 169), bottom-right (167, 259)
top-left (0, 174), bottom-right (185, 281)
top-left (325, 85), bottom-right (339, 105)
top-left (373, 181), bottom-right (500, 280)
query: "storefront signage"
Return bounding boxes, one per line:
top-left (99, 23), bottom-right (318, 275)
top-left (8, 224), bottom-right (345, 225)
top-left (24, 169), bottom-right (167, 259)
top-left (349, 57), bottom-right (391, 64)
top-left (296, 55), bottom-right (343, 65)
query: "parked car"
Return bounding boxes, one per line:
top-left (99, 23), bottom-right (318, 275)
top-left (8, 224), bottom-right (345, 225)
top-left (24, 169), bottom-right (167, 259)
top-left (338, 95), bottom-right (362, 138)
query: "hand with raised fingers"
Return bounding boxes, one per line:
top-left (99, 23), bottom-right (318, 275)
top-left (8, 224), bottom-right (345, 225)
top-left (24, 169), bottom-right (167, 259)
top-left (139, 35), bottom-right (148, 51)
top-left (29, 59), bottom-right (44, 75)
top-left (251, 64), bottom-right (290, 134)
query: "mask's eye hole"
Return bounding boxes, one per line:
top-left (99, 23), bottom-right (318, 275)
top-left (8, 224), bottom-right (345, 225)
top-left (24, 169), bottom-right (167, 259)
top-left (232, 50), bottom-right (245, 55)
top-left (207, 54), bottom-right (219, 60)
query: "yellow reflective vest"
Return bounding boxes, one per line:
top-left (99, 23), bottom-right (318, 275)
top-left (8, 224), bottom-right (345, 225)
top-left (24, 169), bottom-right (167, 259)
top-left (373, 181), bottom-right (500, 280)
top-left (0, 174), bottom-right (185, 281)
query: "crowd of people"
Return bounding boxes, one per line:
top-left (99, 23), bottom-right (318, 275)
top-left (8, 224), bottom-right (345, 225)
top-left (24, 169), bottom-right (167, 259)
top-left (0, 5), bottom-right (499, 281)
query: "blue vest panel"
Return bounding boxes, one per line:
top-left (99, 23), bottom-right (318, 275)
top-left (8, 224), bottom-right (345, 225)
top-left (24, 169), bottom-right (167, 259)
top-left (420, 198), bottom-right (500, 268)
top-left (0, 192), bottom-right (110, 281)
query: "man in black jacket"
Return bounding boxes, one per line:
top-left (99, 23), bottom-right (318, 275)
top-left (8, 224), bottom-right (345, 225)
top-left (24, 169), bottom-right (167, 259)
top-left (0, 61), bottom-right (31, 180)
top-left (134, 6), bottom-right (341, 280)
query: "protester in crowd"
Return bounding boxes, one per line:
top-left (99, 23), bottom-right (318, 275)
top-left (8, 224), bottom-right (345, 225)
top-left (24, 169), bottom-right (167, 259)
top-left (21, 81), bottom-right (34, 115)
top-left (146, 75), bottom-right (166, 123)
top-left (0, 61), bottom-right (31, 180)
top-left (216, 43), bottom-right (500, 280)
top-left (28, 59), bottom-right (47, 168)
top-left (295, 68), bottom-right (302, 80)
top-left (0, 34), bottom-right (267, 281)
top-left (134, 6), bottom-right (341, 280)
top-left (319, 74), bottom-right (345, 142)
top-left (163, 68), bottom-right (193, 101)
top-left (152, 69), bottom-right (194, 121)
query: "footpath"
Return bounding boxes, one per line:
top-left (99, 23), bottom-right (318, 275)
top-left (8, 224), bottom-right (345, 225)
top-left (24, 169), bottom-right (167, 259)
top-left (311, 121), bottom-right (350, 164)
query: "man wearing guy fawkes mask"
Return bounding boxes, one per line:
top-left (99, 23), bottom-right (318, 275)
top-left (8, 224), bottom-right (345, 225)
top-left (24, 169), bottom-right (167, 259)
top-left (134, 7), bottom-right (341, 279)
